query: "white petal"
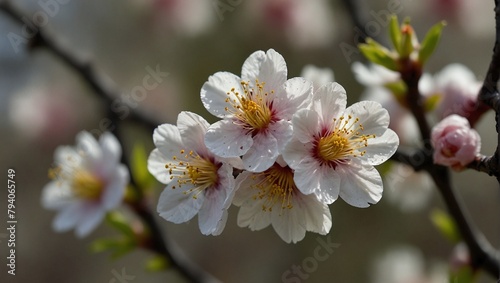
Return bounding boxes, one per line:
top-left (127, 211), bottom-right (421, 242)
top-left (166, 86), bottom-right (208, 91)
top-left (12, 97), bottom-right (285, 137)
top-left (201, 72), bottom-right (243, 118)
top-left (294, 163), bottom-right (340, 204)
top-left (76, 131), bottom-right (102, 167)
top-left (291, 109), bottom-right (320, 143)
top-left (176, 111), bottom-right (211, 156)
top-left (153, 124), bottom-right (183, 154)
top-left (242, 131), bottom-right (279, 172)
top-left (53, 202), bottom-right (85, 232)
top-left (298, 194), bottom-right (332, 235)
top-left (282, 139), bottom-right (315, 169)
top-left (41, 181), bottom-right (74, 210)
top-left (360, 129), bottom-right (399, 165)
top-left (253, 49), bottom-right (288, 92)
top-left (147, 149), bottom-right (171, 184)
top-left (338, 164), bottom-right (383, 208)
top-left (54, 146), bottom-right (82, 171)
top-left (237, 201), bottom-right (272, 231)
top-left (99, 132), bottom-right (122, 175)
top-left (157, 185), bottom-right (203, 223)
top-left (198, 189), bottom-right (226, 235)
top-left (271, 204), bottom-right (306, 244)
top-left (241, 50), bottom-right (266, 82)
top-left (312, 82), bottom-right (347, 126)
top-left (205, 120), bottom-right (253, 157)
top-left (268, 120), bottom-right (293, 154)
top-left (274, 77), bottom-right (313, 118)
top-left (232, 171), bottom-right (255, 206)
top-left (75, 205), bottom-right (105, 238)
top-left (344, 101), bottom-right (390, 137)
top-left (102, 165), bottom-right (128, 210)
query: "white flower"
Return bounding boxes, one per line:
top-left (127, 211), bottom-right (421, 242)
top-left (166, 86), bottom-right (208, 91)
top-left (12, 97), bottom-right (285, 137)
top-left (233, 157), bottom-right (331, 243)
top-left (300, 64), bottom-right (335, 91)
top-left (352, 62), bottom-right (400, 87)
top-left (283, 82), bottom-right (399, 206)
top-left (41, 131), bottom-right (129, 238)
top-left (201, 49), bottom-right (313, 172)
top-left (148, 111), bottom-right (241, 235)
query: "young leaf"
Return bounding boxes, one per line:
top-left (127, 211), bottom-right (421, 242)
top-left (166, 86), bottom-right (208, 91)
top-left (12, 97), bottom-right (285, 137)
top-left (431, 209), bottom-right (460, 243)
top-left (359, 39), bottom-right (398, 71)
top-left (145, 255), bottom-right (170, 272)
top-left (418, 21), bottom-right (446, 65)
top-left (389, 15), bottom-right (402, 54)
top-left (106, 211), bottom-right (136, 239)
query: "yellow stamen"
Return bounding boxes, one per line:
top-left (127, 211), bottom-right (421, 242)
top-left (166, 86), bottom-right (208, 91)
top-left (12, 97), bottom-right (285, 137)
top-left (72, 171), bottom-right (104, 200)
top-left (251, 164), bottom-right (296, 214)
top-left (225, 80), bottom-right (273, 130)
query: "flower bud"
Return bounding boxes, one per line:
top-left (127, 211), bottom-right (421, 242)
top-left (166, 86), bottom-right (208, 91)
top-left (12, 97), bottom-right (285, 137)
top-left (431, 115), bottom-right (480, 170)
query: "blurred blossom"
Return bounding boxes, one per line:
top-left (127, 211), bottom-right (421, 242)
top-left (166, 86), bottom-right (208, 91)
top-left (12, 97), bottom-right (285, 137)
top-left (431, 64), bottom-right (481, 120)
top-left (372, 246), bottom-right (448, 283)
top-left (283, 82), bottom-right (399, 206)
top-left (449, 242), bottom-right (470, 273)
top-left (42, 132), bottom-right (129, 238)
top-left (385, 163), bottom-right (434, 212)
top-left (233, 157), bottom-right (331, 244)
top-left (144, 0), bottom-right (215, 36)
top-left (431, 114), bottom-right (480, 170)
top-left (244, 0), bottom-right (336, 49)
top-left (8, 83), bottom-right (83, 148)
top-left (300, 64), bottom-right (335, 90)
top-left (148, 112), bottom-right (242, 235)
top-left (352, 62), bottom-right (400, 87)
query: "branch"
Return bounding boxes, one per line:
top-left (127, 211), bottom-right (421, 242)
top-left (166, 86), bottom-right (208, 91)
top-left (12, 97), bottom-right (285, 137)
top-left (0, 2), bottom-right (217, 282)
top-left (340, 0), bottom-right (369, 44)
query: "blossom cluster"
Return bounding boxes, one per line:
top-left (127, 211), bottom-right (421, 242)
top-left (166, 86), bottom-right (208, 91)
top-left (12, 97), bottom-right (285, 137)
top-left (147, 49), bottom-right (399, 243)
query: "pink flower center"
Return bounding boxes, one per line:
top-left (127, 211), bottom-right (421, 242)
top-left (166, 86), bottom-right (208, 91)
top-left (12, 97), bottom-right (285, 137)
top-left (165, 150), bottom-right (219, 199)
top-left (251, 164), bottom-right (296, 213)
top-left (225, 80), bottom-right (273, 131)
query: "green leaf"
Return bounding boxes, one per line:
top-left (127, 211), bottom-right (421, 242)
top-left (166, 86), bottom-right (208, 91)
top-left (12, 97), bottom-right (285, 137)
top-left (145, 255), bottom-right (170, 272)
top-left (389, 15), bottom-right (402, 54)
top-left (106, 211), bottom-right (136, 239)
top-left (131, 143), bottom-right (154, 191)
top-left (90, 238), bottom-right (135, 260)
top-left (449, 266), bottom-right (477, 283)
top-left (400, 23), bottom-right (415, 58)
top-left (424, 93), bottom-right (442, 112)
top-left (418, 21), bottom-right (446, 65)
top-left (431, 209), bottom-right (461, 243)
top-left (359, 39), bottom-right (398, 71)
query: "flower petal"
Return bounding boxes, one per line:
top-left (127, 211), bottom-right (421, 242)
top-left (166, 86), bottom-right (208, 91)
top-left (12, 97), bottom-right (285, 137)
top-left (41, 181), bottom-right (74, 210)
top-left (241, 50), bottom-right (266, 82)
top-left (77, 131), bottom-right (102, 168)
top-left (177, 111), bottom-right (211, 156)
top-left (198, 189), bottom-right (227, 236)
top-left (291, 109), bottom-right (320, 143)
top-left (205, 119), bottom-right (253, 158)
top-left (247, 49), bottom-right (287, 93)
top-left (201, 72), bottom-right (243, 118)
top-left (153, 124), bottom-right (183, 154)
top-left (338, 164), bottom-right (383, 208)
top-left (157, 185), bottom-right (203, 224)
top-left (102, 165), bottom-right (128, 210)
top-left (234, 172), bottom-right (272, 230)
top-left (271, 204), bottom-right (306, 244)
top-left (344, 101), bottom-right (390, 137)
top-left (274, 77), bottom-right (313, 118)
top-left (98, 132), bottom-right (122, 176)
top-left (53, 202), bottom-right (85, 232)
top-left (298, 193), bottom-right (332, 235)
top-left (242, 131), bottom-right (279, 172)
top-left (147, 149), bottom-right (171, 184)
top-left (294, 163), bottom-right (340, 204)
top-left (359, 129), bottom-right (399, 165)
top-left (75, 205), bottom-right (105, 238)
top-left (282, 139), bottom-right (315, 168)
top-left (312, 82), bottom-right (347, 126)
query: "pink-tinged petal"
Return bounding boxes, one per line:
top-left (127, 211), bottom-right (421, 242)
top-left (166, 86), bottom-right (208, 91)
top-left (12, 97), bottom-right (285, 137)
top-left (98, 132), bottom-right (121, 175)
top-left (205, 120), bottom-right (253, 157)
top-left (274, 77), bottom-right (313, 118)
top-left (41, 181), bottom-right (74, 210)
top-left (241, 50), bottom-right (266, 82)
top-left (176, 111), bottom-right (211, 156)
top-left (312, 82), bottom-right (347, 125)
top-left (359, 129), bottom-right (399, 165)
top-left (147, 149), bottom-right (171, 184)
top-left (75, 205), bottom-right (106, 238)
top-left (291, 109), bottom-right (320, 143)
top-left (201, 72), bottom-right (243, 118)
top-left (153, 124), bottom-right (183, 154)
top-left (53, 202), bottom-right (85, 232)
top-left (338, 164), bottom-right (383, 208)
top-left (242, 131), bottom-right (279, 172)
top-left (271, 203), bottom-right (306, 244)
top-left (344, 101), bottom-right (390, 137)
top-left (198, 188), bottom-right (227, 235)
top-left (255, 49), bottom-right (288, 92)
top-left (283, 139), bottom-right (315, 169)
top-left (157, 185), bottom-right (204, 223)
top-left (268, 120), bottom-right (293, 154)
top-left (102, 165), bottom-right (128, 210)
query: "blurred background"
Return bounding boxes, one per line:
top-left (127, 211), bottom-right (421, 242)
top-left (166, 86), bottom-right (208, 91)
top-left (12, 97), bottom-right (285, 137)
top-left (1, 0), bottom-right (499, 282)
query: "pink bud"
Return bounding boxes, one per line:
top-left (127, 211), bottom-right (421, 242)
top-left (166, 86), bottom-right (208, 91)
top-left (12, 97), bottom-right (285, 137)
top-left (431, 115), bottom-right (480, 170)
